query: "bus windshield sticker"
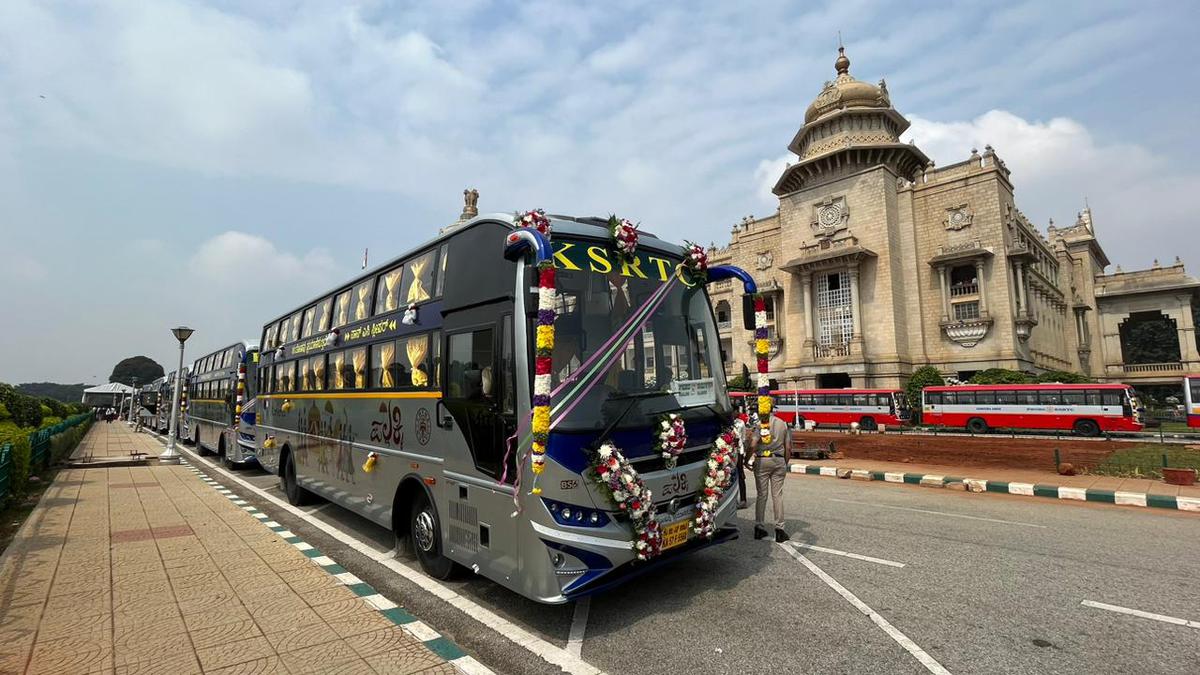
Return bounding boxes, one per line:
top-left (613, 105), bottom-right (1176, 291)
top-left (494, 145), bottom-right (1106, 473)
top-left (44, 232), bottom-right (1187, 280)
top-left (669, 378), bottom-right (716, 407)
top-left (552, 241), bottom-right (693, 284)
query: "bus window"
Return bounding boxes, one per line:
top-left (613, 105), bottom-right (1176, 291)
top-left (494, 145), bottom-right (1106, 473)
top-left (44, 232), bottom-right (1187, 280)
top-left (837, 394), bottom-right (852, 406)
top-left (1017, 390), bottom-right (1038, 405)
top-left (1085, 390), bottom-right (1102, 406)
top-left (1039, 390), bottom-right (1062, 405)
top-left (310, 355), bottom-right (326, 391)
top-left (349, 347), bottom-right (368, 389)
top-left (435, 244), bottom-right (449, 298)
top-left (330, 351), bottom-right (347, 390)
top-left (403, 335), bottom-right (431, 388)
top-left (976, 391), bottom-right (996, 405)
top-left (264, 323), bottom-right (278, 350)
top-left (314, 297), bottom-right (332, 334)
top-left (925, 392), bottom-right (941, 405)
top-left (501, 317), bottom-right (514, 414)
top-left (852, 394), bottom-right (867, 406)
top-left (995, 390), bottom-right (1016, 405)
top-left (298, 359), bottom-right (312, 392)
top-left (352, 280), bottom-right (374, 322)
top-left (402, 251), bottom-right (436, 305)
top-left (431, 331), bottom-right (442, 388)
top-left (332, 290), bottom-right (351, 328)
top-left (288, 312), bottom-right (303, 343)
top-left (447, 329), bottom-right (494, 401)
top-left (301, 306), bottom-right (317, 338)
top-left (1191, 381), bottom-right (1200, 401)
top-left (1062, 390), bottom-right (1085, 405)
top-left (1101, 390), bottom-right (1123, 406)
top-left (275, 363), bottom-right (290, 392)
top-left (373, 341), bottom-right (399, 388)
top-left (375, 265), bottom-right (404, 315)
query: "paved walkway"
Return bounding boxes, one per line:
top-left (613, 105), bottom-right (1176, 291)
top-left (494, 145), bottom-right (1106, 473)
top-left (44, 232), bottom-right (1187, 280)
top-left (0, 422), bottom-right (458, 674)
top-left (791, 456), bottom-right (1200, 498)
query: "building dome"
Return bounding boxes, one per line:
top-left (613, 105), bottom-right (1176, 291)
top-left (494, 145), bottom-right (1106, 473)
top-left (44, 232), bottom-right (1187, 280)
top-left (803, 47), bottom-right (890, 124)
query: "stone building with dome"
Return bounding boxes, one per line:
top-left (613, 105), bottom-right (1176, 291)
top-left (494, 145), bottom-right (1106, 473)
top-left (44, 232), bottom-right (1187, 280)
top-left (708, 48), bottom-right (1200, 389)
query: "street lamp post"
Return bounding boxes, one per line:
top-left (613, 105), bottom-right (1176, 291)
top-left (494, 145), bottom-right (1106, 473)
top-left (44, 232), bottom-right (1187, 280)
top-left (128, 377), bottom-right (139, 425)
top-left (792, 376), bottom-right (800, 429)
top-left (161, 326), bottom-right (194, 465)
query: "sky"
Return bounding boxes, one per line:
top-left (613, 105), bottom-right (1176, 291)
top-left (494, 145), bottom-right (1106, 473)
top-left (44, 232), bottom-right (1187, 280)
top-left (1, 0), bottom-right (1198, 384)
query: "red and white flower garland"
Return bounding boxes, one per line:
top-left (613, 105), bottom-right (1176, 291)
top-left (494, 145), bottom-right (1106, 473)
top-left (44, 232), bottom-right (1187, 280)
top-left (607, 215), bottom-right (639, 261)
top-left (682, 242), bottom-right (710, 281)
top-left (654, 413), bottom-right (687, 469)
top-left (753, 294), bottom-right (772, 443)
top-left (592, 443), bottom-right (661, 560)
top-left (519, 209), bottom-right (555, 496)
top-left (693, 429), bottom-right (737, 538)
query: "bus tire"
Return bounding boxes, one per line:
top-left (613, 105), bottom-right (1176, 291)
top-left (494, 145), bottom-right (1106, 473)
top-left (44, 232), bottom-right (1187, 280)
top-left (196, 429), bottom-right (211, 455)
top-left (859, 417), bottom-right (877, 431)
top-left (966, 417), bottom-right (989, 434)
top-left (1074, 419), bottom-right (1100, 437)
top-left (281, 449), bottom-right (315, 506)
top-left (795, 416), bottom-right (806, 429)
top-left (410, 491), bottom-right (455, 580)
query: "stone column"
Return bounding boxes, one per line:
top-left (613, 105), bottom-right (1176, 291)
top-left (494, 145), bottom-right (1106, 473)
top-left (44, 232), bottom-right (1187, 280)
top-left (1177, 298), bottom-right (1200, 363)
top-left (799, 273), bottom-right (813, 348)
top-left (849, 264), bottom-right (863, 344)
top-left (937, 266), bottom-right (950, 321)
top-left (974, 258), bottom-right (987, 315)
top-left (1015, 262), bottom-right (1027, 315)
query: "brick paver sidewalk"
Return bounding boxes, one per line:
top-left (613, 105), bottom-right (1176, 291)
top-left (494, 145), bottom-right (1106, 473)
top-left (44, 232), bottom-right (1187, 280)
top-left (0, 422), bottom-right (457, 674)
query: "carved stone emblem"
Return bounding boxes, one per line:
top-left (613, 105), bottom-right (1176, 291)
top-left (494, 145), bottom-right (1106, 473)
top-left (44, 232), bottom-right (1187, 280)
top-left (811, 196), bottom-right (849, 238)
top-left (756, 252), bottom-right (773, 270)
top-left (944, 204), bottom-right (973, 231)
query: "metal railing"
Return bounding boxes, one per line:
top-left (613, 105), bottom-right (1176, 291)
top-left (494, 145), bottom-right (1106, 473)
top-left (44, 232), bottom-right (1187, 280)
top-left (1121, 362), bottom-right (1183, 373)
top-left (0, 412), bottom-right (93, 505)
top-left (813, 342), bottom-right (852, 359)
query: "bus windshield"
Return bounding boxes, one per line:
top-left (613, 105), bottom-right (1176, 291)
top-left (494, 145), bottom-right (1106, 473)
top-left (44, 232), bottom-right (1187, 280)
top-left (545, 242), bottom-right (725, 431)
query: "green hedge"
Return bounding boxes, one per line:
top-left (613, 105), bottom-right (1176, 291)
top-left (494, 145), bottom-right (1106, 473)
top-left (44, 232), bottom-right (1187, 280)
top-left (0, 412), bottom-right (92, 507)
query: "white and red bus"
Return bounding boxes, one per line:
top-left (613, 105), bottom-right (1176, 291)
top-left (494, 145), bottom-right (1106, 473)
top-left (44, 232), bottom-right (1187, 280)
top-left (730, 389), bottom-right (909, 430)
top-left (922, 383), bottom-right (1143, 436)
top-left (1184, 376), bottom-right (1200, 428)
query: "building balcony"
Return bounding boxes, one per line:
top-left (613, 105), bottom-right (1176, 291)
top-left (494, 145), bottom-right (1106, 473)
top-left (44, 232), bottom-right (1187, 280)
top-left (717, 320), bottom-right (732, 332)
top-left (949, 283), bottom-right (978, 297)
top-left (1121, 362), bottom-right (1183, 374)
top-left (813, 342), bottom-right (852, 359)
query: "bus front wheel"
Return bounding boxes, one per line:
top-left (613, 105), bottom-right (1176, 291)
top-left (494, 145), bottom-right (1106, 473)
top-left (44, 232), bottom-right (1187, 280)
top-left (410, 491), bottom-right (455, 580)
top-left (1074, 419), bottom-right (1100, 437)
top-left (966, 417), bottom-right (989, 434)
top-left (859, 417), bottom-right (878, 432)
top-left (281, 451), bottom-right (315, 506)
top-left (196, 430), bottom-right (211, 455)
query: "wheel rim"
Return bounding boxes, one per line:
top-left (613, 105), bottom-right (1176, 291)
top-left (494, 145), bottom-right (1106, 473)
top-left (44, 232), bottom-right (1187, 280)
top-left (414, 510), bottom-right (436, 553)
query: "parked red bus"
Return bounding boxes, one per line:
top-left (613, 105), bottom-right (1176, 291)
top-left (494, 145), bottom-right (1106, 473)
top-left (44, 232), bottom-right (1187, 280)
top-left (730, 389), bottom-right (909, 430)
top-left (1184, 376), bottom-right (1200, 428)
top-left (922, 384), bottom-right (1143, 437)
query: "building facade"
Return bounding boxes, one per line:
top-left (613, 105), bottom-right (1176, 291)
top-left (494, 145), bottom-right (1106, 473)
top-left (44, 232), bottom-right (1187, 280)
top-left (709, 48), bottom-right (1199, 389)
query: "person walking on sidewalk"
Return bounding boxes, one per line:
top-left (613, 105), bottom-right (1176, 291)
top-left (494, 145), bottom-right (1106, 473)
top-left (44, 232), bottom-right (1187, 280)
top-left (749, 412), bottom-right (791, 543)
top-left (734, 412), bottom-right (749, 508)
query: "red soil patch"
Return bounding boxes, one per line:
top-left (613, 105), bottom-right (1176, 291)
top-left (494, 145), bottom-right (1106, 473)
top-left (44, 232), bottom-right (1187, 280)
top-left (792, 431), bottom-right (1133, 472)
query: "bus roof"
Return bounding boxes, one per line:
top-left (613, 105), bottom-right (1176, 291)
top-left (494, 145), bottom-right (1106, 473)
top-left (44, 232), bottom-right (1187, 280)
top-left (924, 383), bottom-right (1130, 391)
top-left (260, 213), bottom-right (691, 329)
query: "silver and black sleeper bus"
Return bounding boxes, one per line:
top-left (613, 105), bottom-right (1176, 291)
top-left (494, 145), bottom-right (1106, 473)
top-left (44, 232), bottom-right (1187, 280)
top-left (256, 213), bottom-right (758, 603)
top-left (155, 369), bottom-right (188, 437)
top-left (139, 383), bottom-right (159, 418)
top-left (187, 341), bottom-right (260, 467)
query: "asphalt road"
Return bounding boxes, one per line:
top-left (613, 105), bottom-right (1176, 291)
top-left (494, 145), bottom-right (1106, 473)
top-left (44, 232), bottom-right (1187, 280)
top-left (169, 440), bottom-right (1200, 675)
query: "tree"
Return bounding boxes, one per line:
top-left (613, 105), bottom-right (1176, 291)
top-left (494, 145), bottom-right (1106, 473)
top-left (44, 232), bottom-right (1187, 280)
top-left (905, 366), bottom-right (944, 424)
top-left (726, 363), bottom-right (753, 392)
top-left (0, 383), bottom-right (44, 428)
top-left (17, 382), bottom-right (90, 404)
top-left (1121, 315), bottom-right (1180, 364)
top-left (109, 356), bottom-right (165, 387)
top-left (969, 368), bottom-right (1035, 385)
top-left (1034, 370), bottom-right (1091, 384)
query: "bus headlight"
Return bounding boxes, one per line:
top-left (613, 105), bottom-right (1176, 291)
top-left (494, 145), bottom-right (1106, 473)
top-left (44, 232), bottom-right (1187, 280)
top-left (542, 499), bottom-right (610, 528)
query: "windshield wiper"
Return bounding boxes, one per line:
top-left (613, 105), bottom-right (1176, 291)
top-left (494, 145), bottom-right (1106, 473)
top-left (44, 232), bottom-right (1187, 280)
top-left (606, 390), bottom-right (674, 401)
top-left (595, 391), bottom-right (672, 447)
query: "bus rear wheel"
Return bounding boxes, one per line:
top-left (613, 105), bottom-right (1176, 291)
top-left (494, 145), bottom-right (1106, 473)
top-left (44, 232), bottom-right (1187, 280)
top-left (1074, 419), bottom-right (1100, 437)
top-left (859, 417), bottom-right (878, 432)
top-left (966, 417), bottom-right (989, 434)
top-left (196, 430), bottom-right (211, 455)
top-left (281, 451), bottom-right (315, 506)
top-left (410, 491), bottom-right (455, 580)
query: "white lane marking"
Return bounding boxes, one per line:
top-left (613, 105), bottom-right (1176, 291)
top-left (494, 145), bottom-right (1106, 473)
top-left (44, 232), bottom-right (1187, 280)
top-left (828, 498), bottom-right (1047, 529)
top-left (781, 544), bottom-right (952, 675)
top-left (1082, 600), bottom-right (1200, 629)
top-left (566, 596), bottom-right (591, 658)
top-left (173, 444), bottom-right (604, 675)
top-left (786, 542), bottom-right (906, 568)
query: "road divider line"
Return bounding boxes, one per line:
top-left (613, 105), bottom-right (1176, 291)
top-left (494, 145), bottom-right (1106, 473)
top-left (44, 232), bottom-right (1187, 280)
top-left (786, 542), bottom-right (906, 568)
top-left (828, 498), bottom-right (1047, 528)
top-left (162, 437), bottom-right (605, 675)
top-left (780, 544), bottom-right (952, 675)
top-left (1081, 600), bottom-right (1200, 629)
top-left (566, 596), bottom-right (591, 658)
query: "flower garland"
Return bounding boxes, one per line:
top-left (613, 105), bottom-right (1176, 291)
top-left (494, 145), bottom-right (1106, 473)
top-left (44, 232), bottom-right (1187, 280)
top-left (607, 215), bottom-right (639, 262)
top-left (682, 242), bottom-right (709, 281)
top-left (753, 293), bottom-right (772, 443)
top-left (592, 443), bottom-right (661, 560)
top-left (519, 209), bottom-right (555, 496)
top-left (693, 429), bottom-right (737, 539)
top-left (654, 413), bottom-right (687, 469)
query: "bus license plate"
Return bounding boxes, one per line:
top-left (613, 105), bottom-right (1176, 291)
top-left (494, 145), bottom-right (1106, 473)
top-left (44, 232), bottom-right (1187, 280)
top-left (661, 518), bottom-right (690, 551)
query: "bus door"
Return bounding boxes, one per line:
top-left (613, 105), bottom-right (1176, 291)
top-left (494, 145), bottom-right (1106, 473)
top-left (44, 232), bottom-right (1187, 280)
top-left (441, 310), bottom-right (518, 578)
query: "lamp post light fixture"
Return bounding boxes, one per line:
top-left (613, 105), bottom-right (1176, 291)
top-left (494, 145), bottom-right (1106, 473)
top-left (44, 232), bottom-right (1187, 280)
top-left (128, 376), bottom-right (139, 425)
top-left (161, 326), bottom-right (194, 465)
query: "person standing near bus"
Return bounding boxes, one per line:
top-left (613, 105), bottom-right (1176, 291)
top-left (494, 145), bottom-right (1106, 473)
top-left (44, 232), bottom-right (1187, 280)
top-left (749, 412), bottom-right (791, 542)
top-left (734, 412), bottom-right (749, 508)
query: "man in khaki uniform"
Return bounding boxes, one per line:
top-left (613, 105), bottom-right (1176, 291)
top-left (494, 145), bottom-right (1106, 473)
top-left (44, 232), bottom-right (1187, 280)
top-left (749, 413), bottom-right (791, 542)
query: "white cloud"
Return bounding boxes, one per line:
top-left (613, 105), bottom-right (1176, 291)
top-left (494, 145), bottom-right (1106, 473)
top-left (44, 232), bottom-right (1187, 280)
top-left (189, 231), bottom-right (337, 287)
top-left (0, 254), bottom-right (47, 283)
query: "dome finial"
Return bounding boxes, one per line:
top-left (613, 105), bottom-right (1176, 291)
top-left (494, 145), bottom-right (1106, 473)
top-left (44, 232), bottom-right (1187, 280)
top-left (835, 46), bottom-right (850, 75)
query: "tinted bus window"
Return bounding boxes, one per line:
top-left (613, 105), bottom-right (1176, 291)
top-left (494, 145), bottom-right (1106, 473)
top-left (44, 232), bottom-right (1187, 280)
top-left (373, 341), bottom-right (399, 388)
top-left (315, 297), bottom-right (332, 334)
top-left (403, 334), bottom-right (431, 388)
top-left (435, 244), bottom-right (449, 297)
top-left (264, 323), bottom-right (279, 350)
top-left (431, 330), bottom-right (442, 388)
top-left (1039, 390), bottom-right (1062, 405)
top-left (1062, 391), bottom-right (1085, 405)
top-left (311, 355), bottom-right (326, 391)
top-left (348, 347), bottom-right (368, 389)
top-left (976, 391), bottom-right (996, 404)
top-left (332, 290), bottom-right (351, 328)
top-left (501, 317), bottom-right (514, 413)
top-left (299, 359), bottom-right (313, 391)
top-left (448, 329), bottom-right (494, 401)
top-left (1017, 390), bottom-right (1038, 405)
top-left (288, 313), bottom-right (303, 343)
top-left (329, 351), bottom-right (347, 390)
top-left (376, 265), bottom-right (404, 315)
top-left (301, 306), bottom-right (317, 338)
top-left (995, 390), bottom-right (1016, 404)
top-left (277, 362), bottom-right (294, 391)
top-left (352, 280), bottom-right (374, 322)
top-left (926, 392), bottom-right (941, 405)
top-left (1102, 390), bottom-right (1123, 406)
top-left (402, 250), bottom-right (436, 305)
top-left (1085, 390), bottom-right (1102, 405)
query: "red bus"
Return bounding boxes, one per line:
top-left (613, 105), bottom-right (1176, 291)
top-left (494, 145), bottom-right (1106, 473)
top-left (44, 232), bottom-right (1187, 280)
top-left (922, 383), bottom-right (1143, 436)
top-left (1185, 376), bottom-right (1200, 428)
top-left (730, 389), bottom-right (909, 430)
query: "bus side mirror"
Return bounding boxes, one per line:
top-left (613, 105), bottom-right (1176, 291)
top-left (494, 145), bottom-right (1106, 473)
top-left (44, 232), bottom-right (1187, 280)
top-left (742, 295), bottom-right (756, 331)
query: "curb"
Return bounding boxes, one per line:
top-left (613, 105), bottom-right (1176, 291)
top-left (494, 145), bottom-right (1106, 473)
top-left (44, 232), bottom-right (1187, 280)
top-left (788, 463), bottom-right (1200, 513)
top-left (179, 458), bottom-right (493, 675)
